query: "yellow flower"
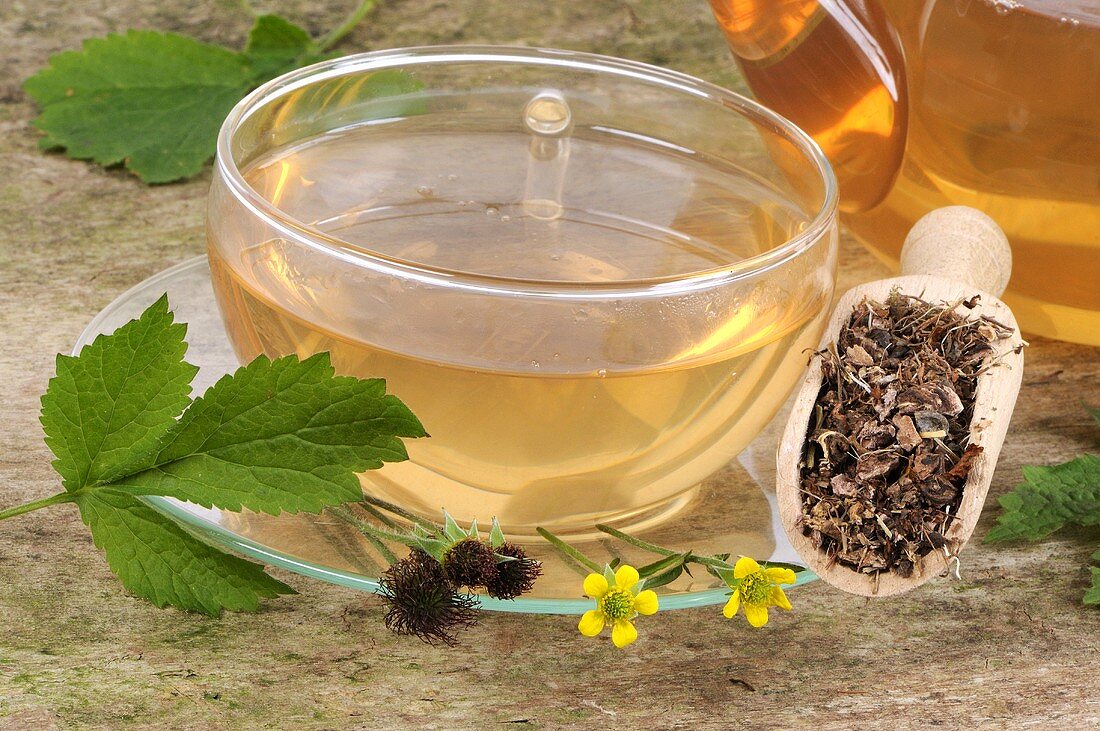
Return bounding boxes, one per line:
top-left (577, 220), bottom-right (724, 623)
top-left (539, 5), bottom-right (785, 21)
top-left (577, 564), bottom-right (658, 648)
top-left (722, 556), bottom-right (796, 628)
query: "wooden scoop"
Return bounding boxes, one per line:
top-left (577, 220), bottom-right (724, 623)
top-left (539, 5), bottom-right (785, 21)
top-left (777, 206), bottom-right (1026, 597)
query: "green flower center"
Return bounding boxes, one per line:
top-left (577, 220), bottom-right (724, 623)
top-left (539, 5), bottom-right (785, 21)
top-left (739, 573), bottom-right (770, 605)
top-left (599, 588), bottom-right (635, 620)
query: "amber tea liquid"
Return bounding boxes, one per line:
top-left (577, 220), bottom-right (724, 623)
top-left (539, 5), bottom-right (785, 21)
top-left (712, 0), bottom-right (1100, 344)
top-left (209, 123), bottom-right (828, 532)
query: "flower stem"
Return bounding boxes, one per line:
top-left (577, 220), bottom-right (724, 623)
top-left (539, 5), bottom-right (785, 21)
top-left (685, 555), bottom-right (734, 570)
top-left (332, 505), bottom-right (398, 561)
top-left (536, 527), bottom-right (602, 574)
top-left (359, 494), bottom-right (442, 537)
top-left (362, 531), bottom-right (399, 565)
top-left (594, 524), bottom-right (675, 556)
top-left (359, 502), bottom-right (397, 529)
top-left (0, 491), bottom-right (76, 521)
top-left (316, 0), bottom-right (378, 52)
top-left (595, 524), bottom-right (733, 570)
top-left (331, 506), bottom-right (421, 548)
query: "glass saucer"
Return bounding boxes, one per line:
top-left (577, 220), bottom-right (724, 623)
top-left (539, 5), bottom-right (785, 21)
top-left (74, 256), bottom-right (816, 614)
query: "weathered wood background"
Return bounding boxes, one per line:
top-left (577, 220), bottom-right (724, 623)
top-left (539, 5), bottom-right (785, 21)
top-left (1, 1), bottom-right (1097, 728)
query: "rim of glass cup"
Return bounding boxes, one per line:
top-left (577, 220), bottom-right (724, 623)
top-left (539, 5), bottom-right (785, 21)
top-left (215, 44), bottom-right (838, 297)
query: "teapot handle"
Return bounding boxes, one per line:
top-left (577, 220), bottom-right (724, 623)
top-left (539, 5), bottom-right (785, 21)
top-left (900, 206), bottom-right (1013, 296)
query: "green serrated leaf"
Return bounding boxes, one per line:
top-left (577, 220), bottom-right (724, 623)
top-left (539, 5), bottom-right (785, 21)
top-left (24, 9), bottom-right (423, 185)
top-left (24, 30), bottom-right (256, 183)
top-left (1086, 566), bottom-right (1100, 606)
top-left (244, 14), bottom-right (323, 81)
top-left (76, 489), bottom-right (294, 615)
top-left (109, 352), bottom-right (425, 515)
top-left (489, 517), bottom-right (505, 549)
top-left (40, 294), bottom-right (197, 490)
top-left (24, 295), bottom-right (429, 615)
top-left (986, 455), bottom-right (1100, 542)
top-left (1086, 549), bottom-right (1100, 606)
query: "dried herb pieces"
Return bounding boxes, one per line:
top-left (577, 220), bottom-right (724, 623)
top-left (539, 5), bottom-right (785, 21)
top-left (798, 291), bottom-right (1015, 580)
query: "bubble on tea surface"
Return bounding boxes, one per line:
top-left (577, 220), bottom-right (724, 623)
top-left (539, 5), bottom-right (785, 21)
top-left (523, 92), bottom-right (572, 136)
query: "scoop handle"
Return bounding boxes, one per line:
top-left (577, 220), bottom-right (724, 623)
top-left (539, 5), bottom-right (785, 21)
top-left (899, 206), bottom-right (1012, 296)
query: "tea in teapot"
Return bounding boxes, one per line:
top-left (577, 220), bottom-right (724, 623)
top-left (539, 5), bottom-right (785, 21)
top-left (710, 0), bottom-right (1100, 344)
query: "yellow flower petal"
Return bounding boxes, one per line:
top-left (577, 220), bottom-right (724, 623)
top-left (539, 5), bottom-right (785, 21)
top-left (744, 602), bottom-right (769, 628)
top-left (633, 589), bottom-right (659, 615)
top-left (611, 619), bottom-right (638, 648)
top-left (734, 556), bottom-right (762, 579)
top-left (771, 586), bottom-right (792, 611)
top-left (614, 564), bottom-right (640, 590)
top-left (578, 610), bottom-right (605, 637)
top-left (583, 573), bottom-right (608, 599)
top-left (722, 589), bottom-right (740, 619)
top-left (764, 567), bottom-right (797, 585)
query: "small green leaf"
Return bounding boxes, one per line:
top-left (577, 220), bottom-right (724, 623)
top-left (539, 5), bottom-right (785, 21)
top-left (24, 30), bottom-right (256, 183)
top-left (636, 551), bottom-right (690, 578)
top-left (413, 537), bottom-right (449, 563)
top-left (442, 510), bottom-right (465, 543)
top-left (641, 564), bottom-right (683, 591)
top-left (40, 294), bottom-right (197, 490)
top-left (711, 565), bottom-right (736, 587)
top-left (762, 560), bottom-right (809, 574)
top-left (467, 517), bottom-right (479, 540)
top-left (110, 353), bottom-right (426, 515)
top-left (602, 564), bottom-right (617, 585)
top-left (986, 455), bottom-right (1100, 542)
top-left (76, 489), bottom-right (294, 615)
top-left (489, 517), bottom-right (505, 549)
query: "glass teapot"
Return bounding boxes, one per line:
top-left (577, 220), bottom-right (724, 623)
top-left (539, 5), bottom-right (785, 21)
top-left (708, 0), bottom-right (1100, 344)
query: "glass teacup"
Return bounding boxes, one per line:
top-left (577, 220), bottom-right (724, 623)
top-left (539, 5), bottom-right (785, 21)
top-left (208, 46), bottom-right (837, 535)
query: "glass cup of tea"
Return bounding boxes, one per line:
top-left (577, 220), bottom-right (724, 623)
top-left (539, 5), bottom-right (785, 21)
top-left (208, 46), bottom-right (838, 535)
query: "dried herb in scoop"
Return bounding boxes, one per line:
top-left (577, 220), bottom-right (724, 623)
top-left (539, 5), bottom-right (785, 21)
top-left (798, 291), bottom-right (1015, 579)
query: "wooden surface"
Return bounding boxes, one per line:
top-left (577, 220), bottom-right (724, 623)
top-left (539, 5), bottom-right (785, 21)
top-left (1, 2), bottom-right (1098, 729)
